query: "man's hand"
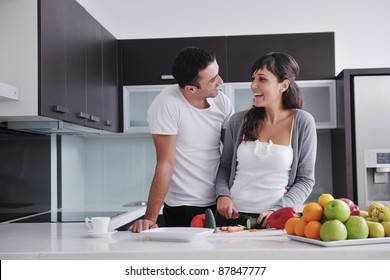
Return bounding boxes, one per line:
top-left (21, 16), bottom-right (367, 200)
top-left (128, 218), bottom-right (158, 233)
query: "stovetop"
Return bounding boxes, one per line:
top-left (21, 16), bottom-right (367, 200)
top-left (11, 210), bottom-right (127, 223)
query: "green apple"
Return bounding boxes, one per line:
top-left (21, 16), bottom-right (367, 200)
top-left (324, 199), bottom-right (351, 222)
top-left (344, 216), bottom-right (369, 239)
top-left (381, 221), bottom-right (390, 237)
top-left (366, 221), bottom-right (385, 238)
top-left (320, 219), bottom-right (348, 241)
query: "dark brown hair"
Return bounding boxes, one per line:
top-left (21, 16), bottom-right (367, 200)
top-left (242, 52), bottom-right (303, 140)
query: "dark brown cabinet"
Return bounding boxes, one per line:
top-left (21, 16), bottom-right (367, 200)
top-left (227, 32), bottom-right (335, 81)
top-left (102, 28), bottom-right (119, 132)
top-left (39, 0), bottom-right (118, 132)
top-left (120, 33), bottom-right (334, 86)
top-left (85, 10), bottom-right (103, 129)
top-left (119, 37), bottom-right (228, 85)
top-left (65, 0), bottom-right (88, 126)
top-left (39, 0), bottom-right (67, 119)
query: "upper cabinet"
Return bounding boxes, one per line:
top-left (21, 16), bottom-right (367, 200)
top-left (227, 80), bottom-right (336, 129)
top-left (119, 37), bottom-right (228, 85)
top-left (39, 0), bottom-right (118, 132)
top-left (120, 32), bottom-right (335, 86)
top-left (227, 32), bottom-right (335, 82)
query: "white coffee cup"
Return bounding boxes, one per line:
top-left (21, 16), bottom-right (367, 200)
top-left (85, 217), bottom-right (110, 234)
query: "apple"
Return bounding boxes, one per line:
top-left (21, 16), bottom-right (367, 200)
top-left (324, 199), bottom-right (351, 222)
top-left (359, 210), bottom-right (369, 218)
top-left (381, 221), bottom-right (390, 237)
top-left (366, 221), bottom-right (385, 238)
top-left (339, 198), bottom-right (360, 216)
top-left (344, 216), bottom-right (369, 239)
top-left (320, 219), bottom-right (348, 241)
top-left (318, 193), bottom-right (334, 209)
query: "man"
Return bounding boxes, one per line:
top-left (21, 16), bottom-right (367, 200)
top-left (129, 47), bottom-right (234, 232)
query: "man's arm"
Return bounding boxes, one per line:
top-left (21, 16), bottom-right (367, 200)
top-left (129, 134), bottom-right (176, 232)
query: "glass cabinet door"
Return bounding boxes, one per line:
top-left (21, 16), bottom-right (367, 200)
top-left (123, 85), bottom-right (168, 133)
top-left (123, 84), bottom-right (229, 134)
top-left (227, 80), bottom-right (336, 129)
top-left (298, 80), bottom-right (336, 129)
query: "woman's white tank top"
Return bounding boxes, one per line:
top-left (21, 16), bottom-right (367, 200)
top-left (230, 121), bottom-right (294, 213)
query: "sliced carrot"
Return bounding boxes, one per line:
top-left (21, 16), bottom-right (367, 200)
top-left (220, 226), bottom-right (229, 231)
top-left (227, 226), bottom-right (244, 232)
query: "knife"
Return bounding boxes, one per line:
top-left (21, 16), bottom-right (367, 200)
top-left (233, 211), bottom-right (266, 228)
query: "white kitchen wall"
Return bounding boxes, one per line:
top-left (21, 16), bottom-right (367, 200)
top-left (61, 136), bottom-right (86, 208)
top-left (77, 0), bottom-right (390, 74)
top-left (61, 135), bottom-right (155, 208)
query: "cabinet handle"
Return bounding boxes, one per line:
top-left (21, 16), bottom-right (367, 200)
top-left (103, 120), bottom-right (111, 126)
top-left (89, 115), bottom-right (100, 122)
top-left (77, 112), bottom-right (90, 119)
top-left (52, 105), bottom-right (69, 113)
top-left (161, 75), bottom-right (174, 80)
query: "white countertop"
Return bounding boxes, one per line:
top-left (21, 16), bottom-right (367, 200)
top-left (1, 222), bottom-right (390, 260)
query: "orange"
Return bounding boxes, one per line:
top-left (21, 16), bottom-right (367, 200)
top-left (304, 221), bottom-right (322, 240)
top-left (285, 217), bottom-right (300, 235)
top-left (302, 202), bottom-right (324, 222)
top-left (294, 218), bottom-right (308, 237)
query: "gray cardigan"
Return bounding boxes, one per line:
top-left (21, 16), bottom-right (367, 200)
top-left (215, 109), bottom-right (317, 211)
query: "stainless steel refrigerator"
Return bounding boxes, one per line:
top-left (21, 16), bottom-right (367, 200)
top-left (333, 69), bottom-right (390, 209)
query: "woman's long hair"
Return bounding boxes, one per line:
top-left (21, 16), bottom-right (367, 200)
top-left (242, 52), bottom-right (303, 140)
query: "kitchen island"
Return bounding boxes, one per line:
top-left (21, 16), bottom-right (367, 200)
top-left (1, 222), bottom-right (389, 260)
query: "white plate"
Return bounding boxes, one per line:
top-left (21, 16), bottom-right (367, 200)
top-left (87, 230), bottom-right (117, 238)
top-left (287, 235), bottom-right (390, 247)
top-left (140, 227), bottom-right (214, 242)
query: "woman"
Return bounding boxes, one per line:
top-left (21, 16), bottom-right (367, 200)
top-left (215, 52), bottom-right (317, 228)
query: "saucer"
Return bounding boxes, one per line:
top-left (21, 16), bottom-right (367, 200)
top-left (87, 230), bottom-right (117, 238)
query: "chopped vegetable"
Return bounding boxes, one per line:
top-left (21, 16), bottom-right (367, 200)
top-left (267, 207), bottom-right (299, 229)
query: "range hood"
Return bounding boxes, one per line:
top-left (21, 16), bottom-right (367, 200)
top-left (5, 120), bottom-right (106, 136)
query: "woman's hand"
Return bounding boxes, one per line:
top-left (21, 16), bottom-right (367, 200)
top-left (256, 210), bottom-right (275, 229)
top-left (217, 196), bottom-right (237, 219)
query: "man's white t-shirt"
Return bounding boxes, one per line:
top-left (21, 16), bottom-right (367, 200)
top-left (147, 84), bottom-right (234, 207)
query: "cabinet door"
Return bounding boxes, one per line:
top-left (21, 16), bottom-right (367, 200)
top-left (299, 80), bottom-right (336, 129)
top-left (123, 85), bottom-right (166, 134)
top-left (40, 0), bottom-right (67, 118)
top-left (227, 33), bottom-right (335, 82)
top-left (85, 14), bottom-right (103, 129)
top-left (227, 80), bottom-right (336, 129)
top-left (120, 37), bottom-right (228, 85)
top-left (102, 27), bottom-right (119, 132)
top-left (65, 0), bottom-right (87, 125)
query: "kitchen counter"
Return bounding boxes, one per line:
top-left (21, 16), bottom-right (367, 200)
top-left (1, 223), bottom-right (389, 260)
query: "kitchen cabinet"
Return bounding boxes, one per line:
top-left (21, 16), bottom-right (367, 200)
top-left (119, 37), bottom-right (228, 85)
top-left (119, 32), bottom-right (334, 86)
top-left (39, 0), bottom-right (118, 131)
top-left (122, 84), bottom-right (228, 134)
top-left (123, 85), bottom-right (166, 133)
top-left (227, 32), bottom-right (335, 81)
top-left (101, 28), bottom-right (119, 132)
top-left (40, 0), bottom-right (67, 119)
top-left (226, 80), bottom-right (336, 129)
